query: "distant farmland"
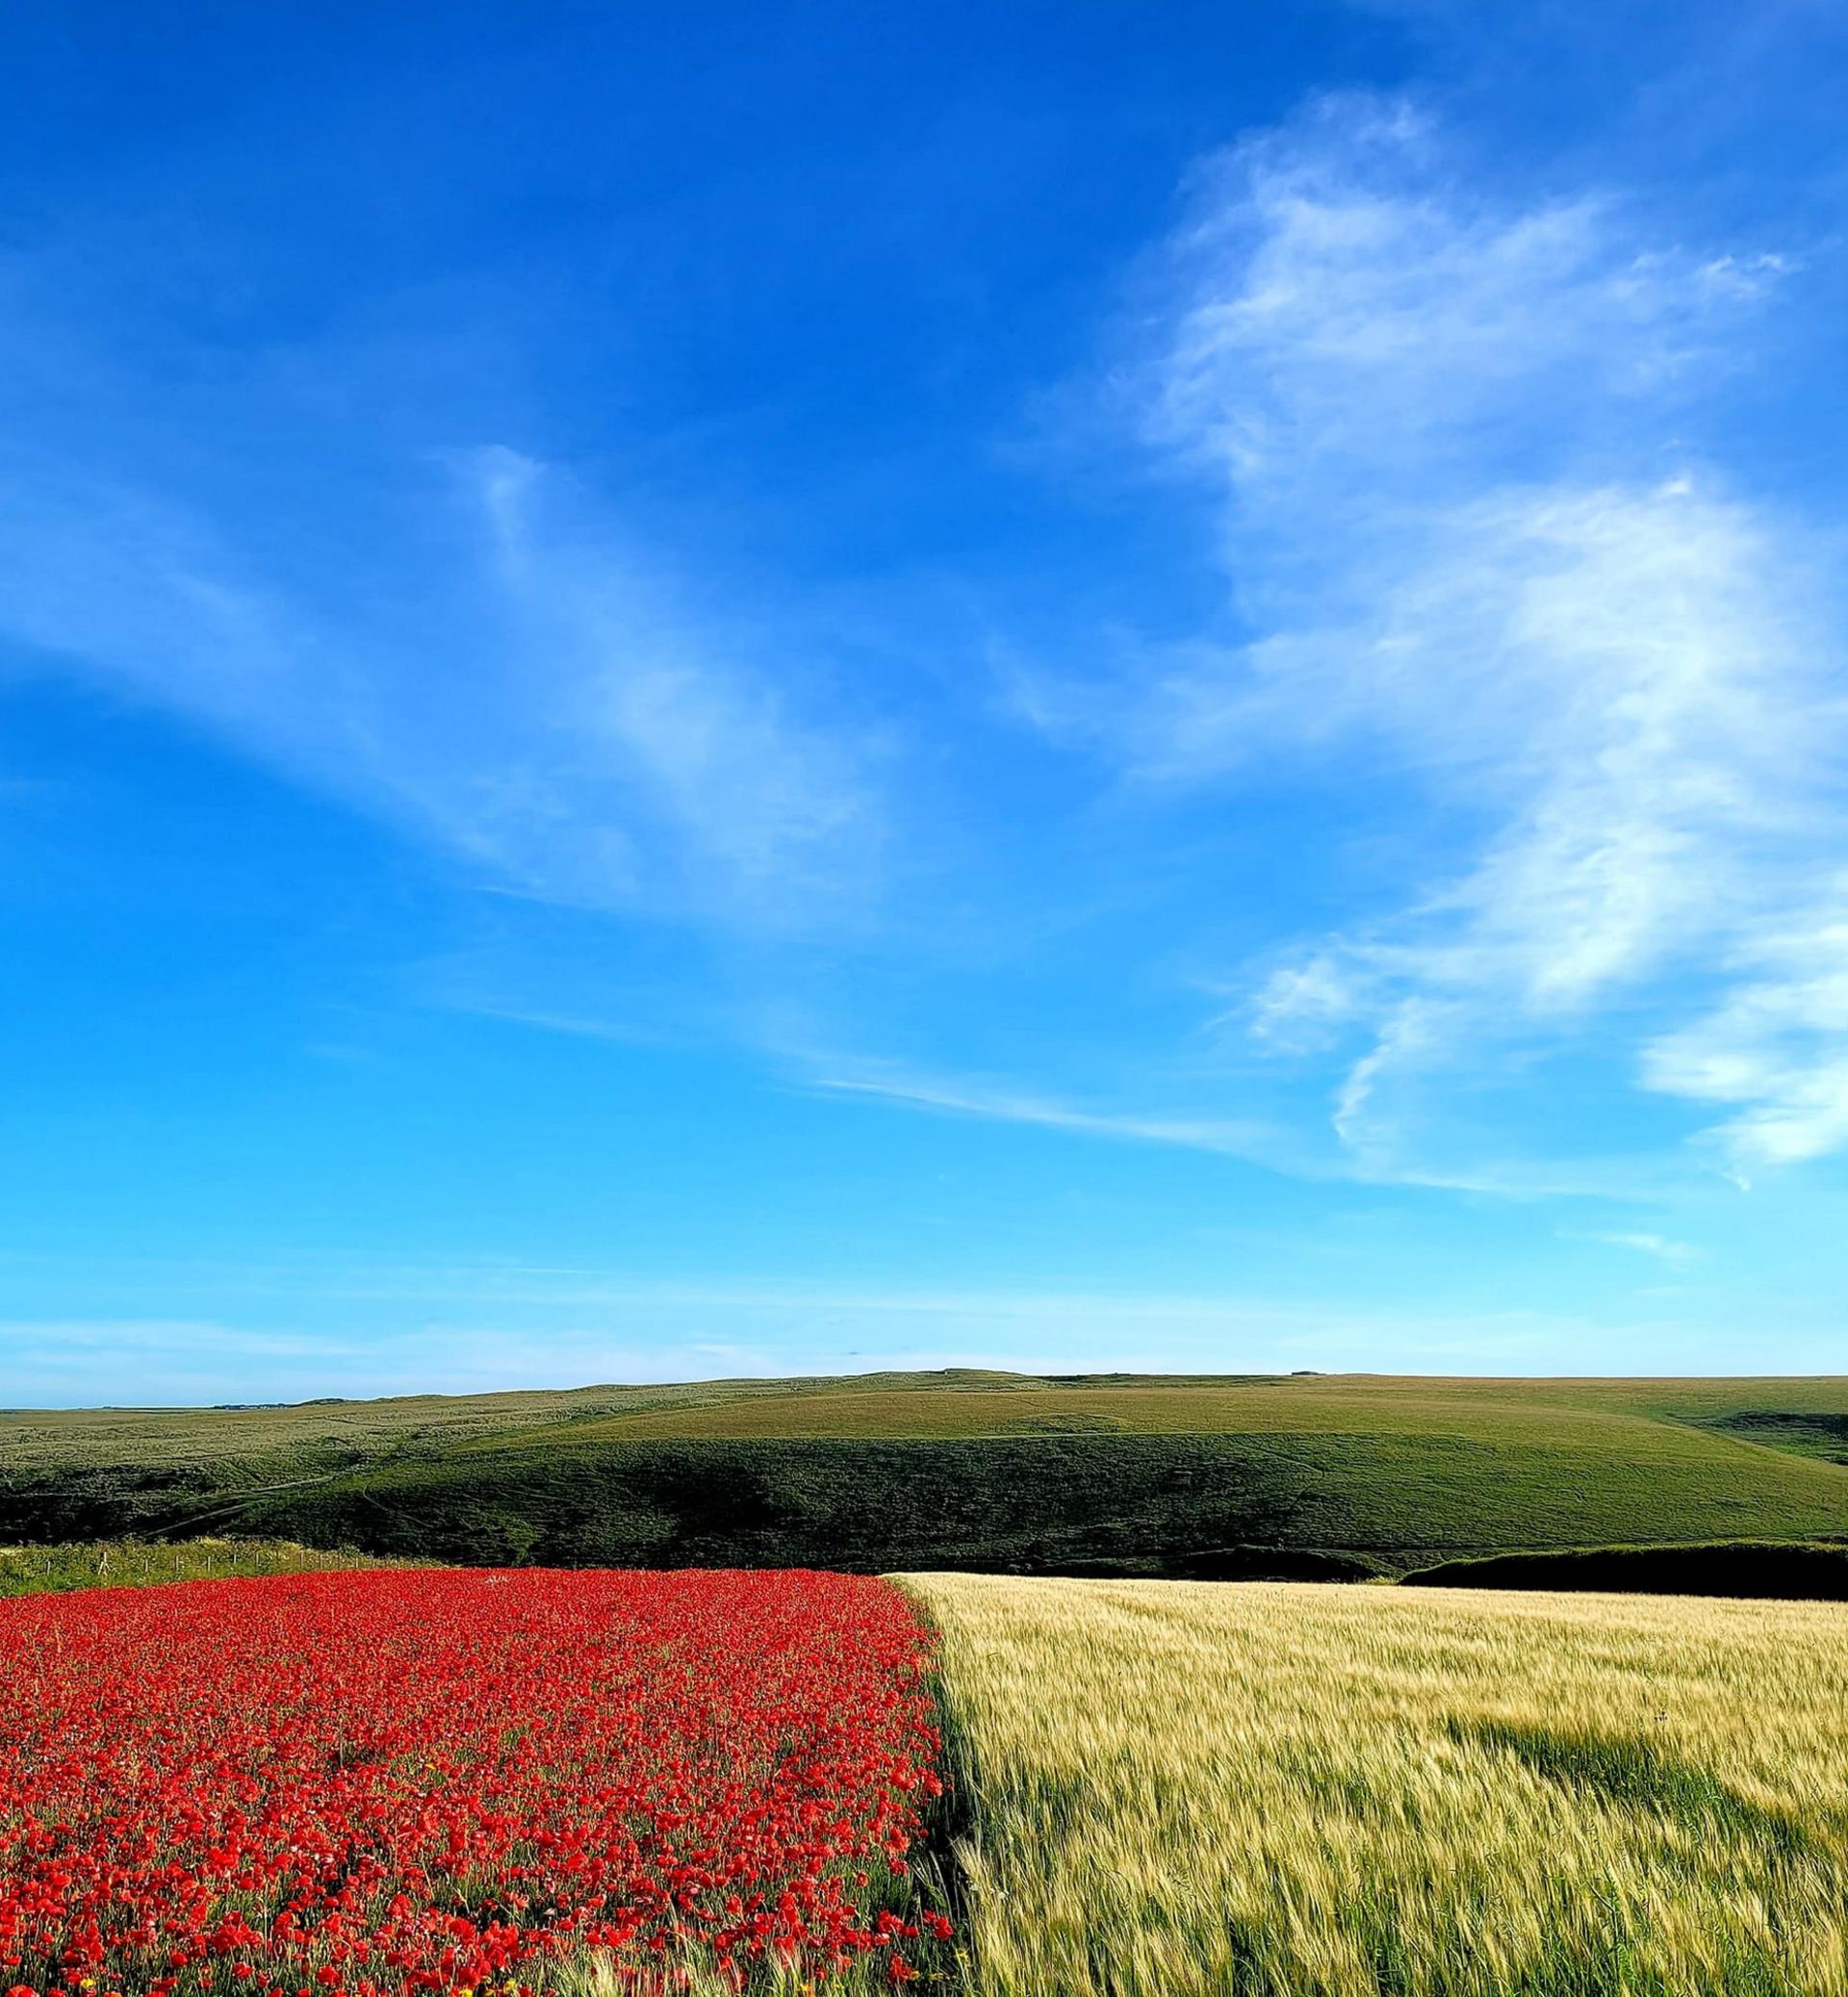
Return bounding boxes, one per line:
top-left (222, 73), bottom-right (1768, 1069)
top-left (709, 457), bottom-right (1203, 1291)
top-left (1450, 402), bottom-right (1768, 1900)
top-left (4, 1370), bottom-right (1846, 1576)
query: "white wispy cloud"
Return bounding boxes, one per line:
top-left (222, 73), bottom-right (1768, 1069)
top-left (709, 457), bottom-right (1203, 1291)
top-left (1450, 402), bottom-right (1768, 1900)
top-left (1142, 98), bottom-right (1782, 508)
top-left (1040, 93), bottom-right (1848, 1186)
top-left (805, 1050), bottom-right (1696, 1200)
top-left (1584, 1231), bottom-right (1703, 1270)
top-left (1247, 475), bottom-right (1845, 1173)
top-left (467, 448), bottom-right (881, 913)
top-left (803, 1062), bottom-right (1278, 1160)
top-left (431, 997), bottom-right (678, 1049)
top-left (1640, 900), bottom-right (1848, 1179)
top-left (0, 443), bottom-right (880, 928)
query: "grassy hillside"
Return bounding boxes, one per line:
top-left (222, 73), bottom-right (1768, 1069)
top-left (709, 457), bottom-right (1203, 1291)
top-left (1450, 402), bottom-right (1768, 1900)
top-left (13, 1369), bottom-right (1848, 1466)
top-left (474, 1373), bottom-right (1848, 1447)
top-left (906, 1573), bottom-right (1848, 1995)
top-left (5, 1370), bottom-right (1847, 1575)
top-left (0, 1369), bottom-right (1040, 1472)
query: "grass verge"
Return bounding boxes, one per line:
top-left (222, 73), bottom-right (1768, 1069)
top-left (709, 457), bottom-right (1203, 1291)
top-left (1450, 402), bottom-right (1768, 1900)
top-left (0, 1536), bottom-right (415, 1598)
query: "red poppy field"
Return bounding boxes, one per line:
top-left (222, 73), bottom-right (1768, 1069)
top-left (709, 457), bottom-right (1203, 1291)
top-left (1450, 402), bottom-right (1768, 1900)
top-left (0, 1570), bottom-right (951, 1997)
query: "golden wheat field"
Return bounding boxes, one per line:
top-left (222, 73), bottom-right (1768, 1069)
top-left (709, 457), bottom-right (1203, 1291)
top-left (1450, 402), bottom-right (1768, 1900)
top-left (902, 1574), bottom-right (1848, 1997)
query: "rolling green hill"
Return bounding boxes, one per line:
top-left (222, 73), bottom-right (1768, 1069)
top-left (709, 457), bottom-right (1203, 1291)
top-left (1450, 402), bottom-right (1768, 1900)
top-left (5, 1370), bottom-right (1847, 1576)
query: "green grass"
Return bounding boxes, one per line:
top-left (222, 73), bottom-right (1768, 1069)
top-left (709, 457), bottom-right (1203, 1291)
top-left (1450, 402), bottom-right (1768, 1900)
top-left (0, 1536), bottom-right (413, 1598)
top-left (5, 1370), bottom-right (1847, 1576)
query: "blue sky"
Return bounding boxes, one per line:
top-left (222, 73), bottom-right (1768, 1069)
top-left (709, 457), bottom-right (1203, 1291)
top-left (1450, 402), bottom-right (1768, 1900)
top-left (4, 2), bottom-right (1848, 1402)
